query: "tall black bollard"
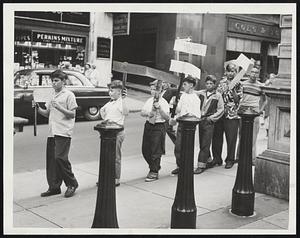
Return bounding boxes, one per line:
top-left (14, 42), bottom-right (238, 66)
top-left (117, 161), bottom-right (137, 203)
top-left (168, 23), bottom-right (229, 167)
top-left (231, 106), bottom-right (259, 216)
top-left (92, 121), bottom-right (123, 228)
top-left (171, 114), bottom-right (200, 228)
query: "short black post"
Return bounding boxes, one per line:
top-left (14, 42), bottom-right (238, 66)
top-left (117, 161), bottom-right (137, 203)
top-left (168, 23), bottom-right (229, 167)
top-left (171, 115), bottom-right (200, 229)
top-left (231, 106), bottom-right (259, 216)
top-left (92, 121), bottom-right (123, 228)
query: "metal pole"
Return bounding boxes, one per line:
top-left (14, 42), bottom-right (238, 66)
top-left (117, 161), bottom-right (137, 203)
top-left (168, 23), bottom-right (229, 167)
top-left (92, 121), bottom-right (124, 228)
top-left (171, 115), bottom-right (200, 228)
top-left (231, 106), bottom-right (259, 216)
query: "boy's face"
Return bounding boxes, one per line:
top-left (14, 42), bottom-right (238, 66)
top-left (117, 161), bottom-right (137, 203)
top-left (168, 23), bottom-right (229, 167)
top-left (51, 77), bottom-right (64, 92)
top-left (150, 85), bottom-right (161, 97)
top-left (109, 88), bottom-right (122, 100)
top-left (225, 65), bottom-right (237, 80)
top-left (205, 80), bottom-right (215, 91)
top-left (249, 68), bottom-right (259, 82)
top-left (182, 81), bottom-right (194, 93)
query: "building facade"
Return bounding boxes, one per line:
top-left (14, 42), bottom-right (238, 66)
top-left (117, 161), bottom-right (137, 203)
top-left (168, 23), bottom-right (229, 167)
top-left (112, 13), bottom-right (281, 88)
top-left (14, 11), bottom-right (113, 86)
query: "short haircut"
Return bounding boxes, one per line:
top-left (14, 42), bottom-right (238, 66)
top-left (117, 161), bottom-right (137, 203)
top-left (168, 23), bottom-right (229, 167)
top-left (108, 80), bottom-right (123, 89)
top-left (50, 69), bottom-right (68, 81)
top-left (205, 75), bottom-right (217, 84)
top-left (183, 75), bottom-right (196, 86)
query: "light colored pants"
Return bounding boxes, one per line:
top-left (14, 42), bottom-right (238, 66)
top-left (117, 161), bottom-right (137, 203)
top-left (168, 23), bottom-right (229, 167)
top-left (236, 116), bottom-right (260, 162)
top-left (115, 130), bottom-right (125, 179)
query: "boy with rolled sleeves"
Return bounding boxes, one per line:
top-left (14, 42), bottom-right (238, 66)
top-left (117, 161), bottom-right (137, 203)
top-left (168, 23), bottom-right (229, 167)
top-left (99, 80), bottom-right (129, 186)
top-left (194, 75), bottom-right (224, 174)
top-left (35, 69), bottom-right (79, 198)
top-left (141, 80), bottom-right (170, 182)
top-left (170, 75), bottom-right (201, 175)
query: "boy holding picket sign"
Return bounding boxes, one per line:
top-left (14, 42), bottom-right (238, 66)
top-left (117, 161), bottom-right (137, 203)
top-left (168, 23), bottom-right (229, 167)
top-left (169, 75), bottom-right (201, 175)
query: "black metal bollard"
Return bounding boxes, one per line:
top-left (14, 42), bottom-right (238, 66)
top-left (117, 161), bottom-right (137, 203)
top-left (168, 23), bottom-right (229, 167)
top-left (171, 115), bottom-right (200, 228)
top-left (92, 121), bottom-right (124, 228)
top-left (231, 106), bottom-right (259, 216)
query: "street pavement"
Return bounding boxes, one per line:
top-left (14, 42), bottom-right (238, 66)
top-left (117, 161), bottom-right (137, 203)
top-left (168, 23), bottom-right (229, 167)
top-left (9, 84), bottom-right (291, 234)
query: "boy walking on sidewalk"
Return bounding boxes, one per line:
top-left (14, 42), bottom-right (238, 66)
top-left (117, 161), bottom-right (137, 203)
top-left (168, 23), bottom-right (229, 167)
top-left (170, 76), bottom-right (201, 175)
top-left (34, 69), bottom-right (79, 198)
top-left (99, 80), bottom-right (129, 186)
top-left (141, 80), bottom-right (170, 182)
top-left (194, 75), bottom-right (224, 174)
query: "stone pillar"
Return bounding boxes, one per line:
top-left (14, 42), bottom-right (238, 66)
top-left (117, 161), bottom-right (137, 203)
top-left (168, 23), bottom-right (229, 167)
top-left (254, 15), bottom-right (291, 200)
top-left (92, 121), bottom-right (123, 228)
top-left (171, 115), bottom-right (200, 229)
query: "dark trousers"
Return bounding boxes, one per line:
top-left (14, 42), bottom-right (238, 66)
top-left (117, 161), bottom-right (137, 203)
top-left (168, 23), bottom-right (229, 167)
top-left (46, 136), bottom-right (78, 190)
top-left (142, 121), bottom-right (166, 173)
top-left (197, 119), bottom-right (214, 166)
top-left (212, 116), bottom-right (240, 164)
top-left (165, 122), bottom-right (176, 144)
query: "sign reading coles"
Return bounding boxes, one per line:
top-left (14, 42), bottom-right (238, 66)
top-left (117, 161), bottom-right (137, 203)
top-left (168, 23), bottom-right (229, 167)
top-left (32, 32), bottom-right (86, 46)
top-left (228, 18), bottom-right (280, 41)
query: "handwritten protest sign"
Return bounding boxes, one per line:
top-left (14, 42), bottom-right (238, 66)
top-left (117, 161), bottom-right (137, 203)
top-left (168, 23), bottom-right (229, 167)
top-left (228, 53), bottom-right (254, 90)
top-left (112, 61), bottom-right (180, 86)
top-left (169, 60), bottom-right (201, 79)
top-left (174, 39), bottom-right (207, 56)
top-left (235, 53), bottom-right (254, 73)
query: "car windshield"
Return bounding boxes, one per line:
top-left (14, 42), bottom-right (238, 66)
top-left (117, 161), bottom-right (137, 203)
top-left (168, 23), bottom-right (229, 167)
top-left (14, 70), bottom-right (94, 87)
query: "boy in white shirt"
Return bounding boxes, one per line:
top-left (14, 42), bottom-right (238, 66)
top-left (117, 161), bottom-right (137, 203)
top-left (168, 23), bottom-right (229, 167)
top-left (99, 80), bottom-right (129, 186)
top-left (141, 80), bottom-right (170, 182)
top-left (170, 75), bottom-right (201, 175)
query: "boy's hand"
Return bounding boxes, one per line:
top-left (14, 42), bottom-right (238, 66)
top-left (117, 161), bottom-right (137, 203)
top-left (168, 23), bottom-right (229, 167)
top-left (169, 118), bottom-right (177, 126)
top-left (122, 88), bottom-right (127, 98)
top-left (153, 102), bottom-right (160, 109)
top-left (51, 100), bottom-right (62, 110)
top-left (32, 100), bottom-right (39, 108)
top-left (149, 111), bottom-right (155, 117)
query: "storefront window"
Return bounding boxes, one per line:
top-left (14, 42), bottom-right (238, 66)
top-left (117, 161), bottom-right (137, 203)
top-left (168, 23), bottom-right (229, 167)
top-left (14, 30), bottom-right (87, 71)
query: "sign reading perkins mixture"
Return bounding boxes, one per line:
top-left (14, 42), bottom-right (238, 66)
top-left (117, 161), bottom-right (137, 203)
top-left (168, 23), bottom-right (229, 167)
top-left (33, 32), bottom-right (86, 46)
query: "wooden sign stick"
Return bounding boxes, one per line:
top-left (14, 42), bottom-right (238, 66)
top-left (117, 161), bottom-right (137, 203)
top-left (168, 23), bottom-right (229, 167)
top-left (34, 104), bottom-right (37, 136)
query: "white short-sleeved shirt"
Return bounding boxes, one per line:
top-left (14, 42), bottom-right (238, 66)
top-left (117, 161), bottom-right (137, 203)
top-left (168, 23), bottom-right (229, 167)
top-left (100, 97), bottom-right (126, 126)
top-left (176, 92), bottom-right (201, 118)
top-left (142, 97), bottom-right (169, 123)
top-left (46, 88), bottom-right (78, 138)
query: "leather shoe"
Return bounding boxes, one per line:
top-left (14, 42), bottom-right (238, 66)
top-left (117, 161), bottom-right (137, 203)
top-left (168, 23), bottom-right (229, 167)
top-left (225, 161), bottom-right (234, 169)
top-left (194, 167), bottom-right (206, 174)
top-left (171, 167), bottom-right (179, 175)
top-left (64, 185), bottom-right (78, 198)
top-left (207, 160), bottom-right (222, 168)
top-left (41, 188), bottom-right (61, 197)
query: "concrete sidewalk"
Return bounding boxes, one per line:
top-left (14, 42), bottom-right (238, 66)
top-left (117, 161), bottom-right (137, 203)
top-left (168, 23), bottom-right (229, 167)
top-left (11, 126), bottom-right (290, 233)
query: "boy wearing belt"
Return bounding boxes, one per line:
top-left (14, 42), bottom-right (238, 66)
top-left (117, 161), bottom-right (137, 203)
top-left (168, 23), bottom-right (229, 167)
top-left (99, 80), bottom-right (129, 186)
top-left (194, 75), bottom-right (224, 174)
top-left (141, 80), bottom-right (170, 182)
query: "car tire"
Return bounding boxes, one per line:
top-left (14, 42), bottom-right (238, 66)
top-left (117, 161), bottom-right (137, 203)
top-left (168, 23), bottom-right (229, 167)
top-left (84, 106), bottom-right (101, 121)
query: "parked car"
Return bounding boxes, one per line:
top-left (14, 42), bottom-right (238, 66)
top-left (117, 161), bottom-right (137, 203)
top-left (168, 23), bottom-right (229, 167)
top-left (14, 68), bottom-right (111, 122)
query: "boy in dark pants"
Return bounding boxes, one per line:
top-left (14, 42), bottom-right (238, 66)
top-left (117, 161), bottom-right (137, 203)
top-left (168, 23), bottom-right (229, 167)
top-left (194, 75), bottom-right (224, 174)
top-left (34, 69), bottom-right (79, 198)
top-left (141, 80), bottom-right (170, 182)
top-left (210, 63), bottom-right (243, 169)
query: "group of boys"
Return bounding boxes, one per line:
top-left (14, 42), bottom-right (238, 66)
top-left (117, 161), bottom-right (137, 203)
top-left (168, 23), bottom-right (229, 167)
top-left (36, 60), bottom-right (266, 197)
